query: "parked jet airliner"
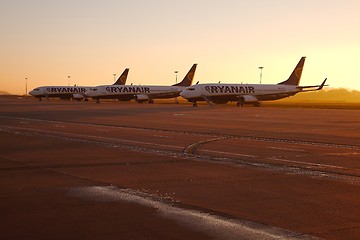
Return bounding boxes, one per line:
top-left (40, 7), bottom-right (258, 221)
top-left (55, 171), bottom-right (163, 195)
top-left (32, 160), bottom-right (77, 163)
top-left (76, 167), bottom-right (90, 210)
top-left (29, 68), bottom-right (129, 101)
top-left (85, 64), bottom-right (197, 103)
top-left (180, 57), bottom-right (327, 107)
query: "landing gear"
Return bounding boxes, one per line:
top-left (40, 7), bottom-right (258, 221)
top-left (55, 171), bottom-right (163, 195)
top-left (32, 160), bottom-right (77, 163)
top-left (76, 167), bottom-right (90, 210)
top-left (236, 101), bottom-right (243, 107)
top-left (236, 97), bottom-right (244, 107)
top-left (203, 95), bottom-right (214, 107)
top-left (96, 99), bottom-right (100, 104)
top-left (192, 101), bottom-right (198, 107)
top-left (148, 99), bottom-right (154, 104)
top-left (39, 97), bottom-right (42, 102)
top-left (253, 102), bottom-right (261, 107)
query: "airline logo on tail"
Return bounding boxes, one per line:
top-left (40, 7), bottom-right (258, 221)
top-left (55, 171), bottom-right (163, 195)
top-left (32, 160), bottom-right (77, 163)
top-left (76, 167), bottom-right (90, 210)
top-left (277, 57), bottom-right (306, 86)
top-left (113, 68), bottom-right (129, 85)
top-left (187, 72), bottom-right (195, 81)
top-left (118, 75), bottom-right (127, 84)
top-left (173, 64), bottom-right (197, 87)
top-left (295, 67), bottom-right (303, 79)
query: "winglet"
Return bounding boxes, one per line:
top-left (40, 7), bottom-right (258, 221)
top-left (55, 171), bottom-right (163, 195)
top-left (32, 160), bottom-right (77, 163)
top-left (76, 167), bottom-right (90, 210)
top-left (278, 57), bottom-right (306, 86)
top-left (318, 78), bottom-right (327, 90)
top-left (113, 68), bottom-right (129, 85)
top-left (172, 64), bottom-right (197, 87)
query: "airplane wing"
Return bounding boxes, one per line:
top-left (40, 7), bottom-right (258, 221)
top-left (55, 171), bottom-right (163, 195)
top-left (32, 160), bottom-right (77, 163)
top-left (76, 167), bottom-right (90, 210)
top-left (296, 78), bottom-right (327, 92)
top-left (145, 90), bottom-right (181, 99)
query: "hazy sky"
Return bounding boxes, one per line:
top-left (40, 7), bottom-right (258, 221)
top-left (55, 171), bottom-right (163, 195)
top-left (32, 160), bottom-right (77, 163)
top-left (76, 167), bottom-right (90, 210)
top-left (1, 0), bottom-right (359, 94)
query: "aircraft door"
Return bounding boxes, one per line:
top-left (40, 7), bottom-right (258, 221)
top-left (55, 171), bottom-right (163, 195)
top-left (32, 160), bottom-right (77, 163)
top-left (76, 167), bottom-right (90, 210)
top-left (199, 85), bottom-right (206, 97)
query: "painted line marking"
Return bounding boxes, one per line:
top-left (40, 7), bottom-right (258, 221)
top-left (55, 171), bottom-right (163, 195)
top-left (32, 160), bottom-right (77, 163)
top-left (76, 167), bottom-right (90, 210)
top-left (267, 147), bottom-right (305, 152)
top-left (0, 125), bottom-right (184, 151)
top-left (267, 157), bottom-right (346, 170)
top-left (200, 149), bottom-right (257, 158)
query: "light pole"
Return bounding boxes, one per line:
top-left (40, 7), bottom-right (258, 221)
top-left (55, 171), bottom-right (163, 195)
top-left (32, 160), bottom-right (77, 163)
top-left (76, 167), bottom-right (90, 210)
top-left (258, 67), bottom-right (263, 84)
top-left (113, 73), bottom-right (116, 82)
top-left (174, 71), bottom-right (178, 84)
top-left (25, 77), bottom-right (28, 95)
top-left (68, 75), bottom-right (70, 86)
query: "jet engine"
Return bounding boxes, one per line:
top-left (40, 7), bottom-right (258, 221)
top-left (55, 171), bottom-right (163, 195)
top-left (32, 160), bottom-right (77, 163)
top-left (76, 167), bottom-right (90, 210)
top-left (73, 94), bottom-right (85, 101)
top-left (135, 94), bottom-right (149, 103)
top-left (241, 95), bottom-right (258, 103)
top-left (238, 95), bottom-right (260, 106)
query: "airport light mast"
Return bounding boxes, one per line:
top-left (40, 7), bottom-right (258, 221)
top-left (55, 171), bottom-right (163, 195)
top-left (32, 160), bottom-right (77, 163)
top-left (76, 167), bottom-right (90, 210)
top-left (113, 73), bottom-right (116, 82)
top-left (67, 75), bottom-right (70, 86)
top-left (174, 71), bottom-right (178, 84)
top-left (25, 77), bottom-right (28, 96)
top-left (258, 66), bottom-right (263, 84)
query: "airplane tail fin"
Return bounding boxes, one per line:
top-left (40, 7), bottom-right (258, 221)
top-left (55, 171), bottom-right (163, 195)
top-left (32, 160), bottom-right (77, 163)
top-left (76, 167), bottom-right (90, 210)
top-left (278, 57), bottom-right (306, 86)
top-left (172, 64), bottom-right (197, 87)
top-left (113, 68), bottom-right (129, 85)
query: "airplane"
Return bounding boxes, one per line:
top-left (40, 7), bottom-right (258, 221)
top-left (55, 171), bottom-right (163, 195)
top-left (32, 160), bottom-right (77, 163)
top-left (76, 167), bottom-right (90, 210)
top-left (85, 64), bottom-right (197, 103)
top-left (179, 57), bottom-right (327, 107)
top-left (29, 68), bottom-right (129, 101)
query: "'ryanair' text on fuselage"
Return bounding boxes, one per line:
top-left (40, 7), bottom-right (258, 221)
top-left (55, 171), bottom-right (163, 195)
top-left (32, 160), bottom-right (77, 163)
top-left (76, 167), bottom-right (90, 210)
top-left (205, 85), bottom-right (255, 94)
top-left (47, 87), bottom-right (87, 93)
top-left (105, 86), bottom-right (151, 93)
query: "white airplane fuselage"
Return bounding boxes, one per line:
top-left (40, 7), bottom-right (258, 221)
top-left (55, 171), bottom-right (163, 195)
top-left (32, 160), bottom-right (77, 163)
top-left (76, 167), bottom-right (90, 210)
top-left (85, 85), bottom-right (188, 102)
top-left (180, 83), bottom-right (300, 104)
top-left (29, 86), bottom-right (92, 100)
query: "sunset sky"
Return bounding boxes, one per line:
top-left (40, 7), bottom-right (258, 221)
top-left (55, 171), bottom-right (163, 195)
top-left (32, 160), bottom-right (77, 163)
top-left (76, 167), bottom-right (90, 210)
top-left (1, 0), bottom-right (359, 95)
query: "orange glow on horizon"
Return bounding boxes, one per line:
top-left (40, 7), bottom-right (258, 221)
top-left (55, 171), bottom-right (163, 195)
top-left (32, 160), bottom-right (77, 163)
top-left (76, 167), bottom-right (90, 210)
top-left (1, 1), bottom-right (360, 95)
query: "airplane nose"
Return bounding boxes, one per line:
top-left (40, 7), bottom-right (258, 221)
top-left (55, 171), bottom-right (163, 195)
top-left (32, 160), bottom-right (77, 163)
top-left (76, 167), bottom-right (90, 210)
top-left (84, 91), bottom-right (92, 97)
top-left (29, 90), bottom-right (37, 96)
top-left (84, 90), bottom-right (96, 97)
top-left (179, 90), bottom-right (188, 98)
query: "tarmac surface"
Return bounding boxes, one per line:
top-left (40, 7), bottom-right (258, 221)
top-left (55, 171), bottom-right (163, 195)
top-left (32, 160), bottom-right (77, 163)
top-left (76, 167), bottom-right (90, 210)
top-left (1, 97), bottom-right (360, 240)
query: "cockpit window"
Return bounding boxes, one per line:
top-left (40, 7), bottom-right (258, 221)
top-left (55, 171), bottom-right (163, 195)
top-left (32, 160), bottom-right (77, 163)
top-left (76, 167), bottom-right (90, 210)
top-left (187, 87), bottom-right (195, 91)
top-left (91, 88), bottom-right (97, 91)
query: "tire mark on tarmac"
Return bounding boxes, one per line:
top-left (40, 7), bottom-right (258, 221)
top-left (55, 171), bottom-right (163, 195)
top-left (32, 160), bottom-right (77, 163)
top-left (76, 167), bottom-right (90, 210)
top-left (1, 115), bottom-right (359, 150)
top-left (183, 137), bottom-right (229, 155)
top-left (0, 159), bottom-right (189, 172)
top-left (1, 124), bottom-right (360, 185)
